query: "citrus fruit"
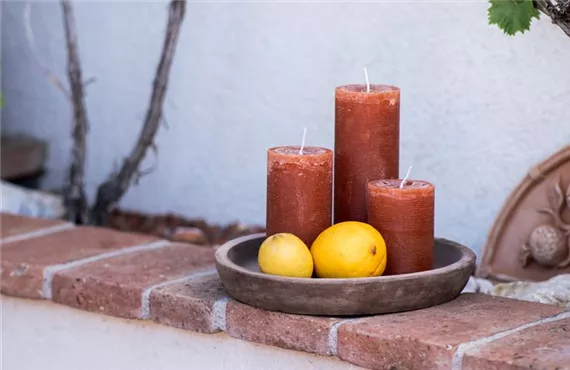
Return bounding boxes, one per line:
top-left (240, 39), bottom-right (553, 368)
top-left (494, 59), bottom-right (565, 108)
top-left (258, 233), bottom-right (314, 278)
top-left (310, 221), bottom-right (387, 278)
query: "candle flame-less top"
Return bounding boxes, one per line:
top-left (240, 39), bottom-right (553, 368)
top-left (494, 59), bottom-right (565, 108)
top-left (370, 179), bottom-right (433, 189)
top-left (272, 146), bottom-right (329, 155)
top-left (368, 179), bottom-right (434, 200)
top-left (336, 84), bottom-right (400, 103)
top-left (268, 146), bottom-right (332, 168)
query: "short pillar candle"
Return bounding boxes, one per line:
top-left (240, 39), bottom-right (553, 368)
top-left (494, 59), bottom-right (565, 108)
top-left (334, 84), bottom-right (400, 224)
top-left (367, 179), bottom-right (435, 275)
top-left (266, 146), bottom-right (333, 247)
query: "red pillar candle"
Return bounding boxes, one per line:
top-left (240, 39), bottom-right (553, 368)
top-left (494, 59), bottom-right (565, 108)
top-left (367, 179), bottom-right (435, 275)
top-left (334, 84), bottom-right (400, 223)
top-left (266, 146), bottom-right (333, 247)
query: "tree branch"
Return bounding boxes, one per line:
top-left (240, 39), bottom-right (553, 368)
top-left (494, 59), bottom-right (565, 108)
top-left (61, 0), bottom-right (89, 224)
top-left (91, 0), bottom-right (187, 225)
top-left (535, 0), bottom-right (570, 38)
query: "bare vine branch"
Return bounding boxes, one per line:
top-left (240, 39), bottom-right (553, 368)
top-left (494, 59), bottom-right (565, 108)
top-left (91, 0), bottom-right (187, 225)
top-left (61, 0), bottom-right (90, 224)
top-left (535, 0), bottom-right (570, 38)
top-left (83, 76), bottom-right (98, 87)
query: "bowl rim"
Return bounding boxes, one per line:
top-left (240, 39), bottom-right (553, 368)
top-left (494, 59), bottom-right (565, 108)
top-left (215, 233), bottom-right (476, 285)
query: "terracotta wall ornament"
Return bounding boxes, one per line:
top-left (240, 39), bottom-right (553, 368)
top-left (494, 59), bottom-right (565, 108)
top-left (477, 145), bottom-right (570, 282)
top-left (521, 177), bottom-right (570, 269)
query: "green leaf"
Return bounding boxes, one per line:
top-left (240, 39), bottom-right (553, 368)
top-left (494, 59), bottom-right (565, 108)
top-left (488, 0), bottom-right (540, 36)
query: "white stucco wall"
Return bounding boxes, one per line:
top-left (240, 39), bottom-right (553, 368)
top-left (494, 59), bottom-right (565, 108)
top-left (1, 1), bottom-right (569, 257)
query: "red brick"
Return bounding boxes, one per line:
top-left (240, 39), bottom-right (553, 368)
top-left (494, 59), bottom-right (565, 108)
top-left (337, 294), bottom-right (565, 370)
top-left (52, 243), bottom-right (215, 318)
top-left (1, 226), bottom-right (158, 298)
top-left (150, 272), bottom-right (228, 333)
top-left (0, 212), bottom-right (66, 239)
top-left (463, 315), bottom-right (570, 370)
top-left (225, 300), bottom-right (340, 356)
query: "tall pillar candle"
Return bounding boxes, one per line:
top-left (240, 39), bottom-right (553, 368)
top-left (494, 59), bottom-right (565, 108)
top-left (334, 84), bottom-right (400, 223)
top-left (266, 146), bottom-right (333, 247)
top-left (367, 179), bottom-right (434, 275)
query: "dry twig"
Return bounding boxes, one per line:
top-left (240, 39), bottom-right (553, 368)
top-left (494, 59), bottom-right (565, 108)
top-left (91, 0), bottom-right (187, 225)
top-left (61, 0), bottom-right (89, 224)
top-left (535, 0), bottom-right (570, 37)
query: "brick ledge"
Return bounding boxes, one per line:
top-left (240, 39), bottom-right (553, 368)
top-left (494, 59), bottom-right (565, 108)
top-left (1, 212), bottom-right (569, 370)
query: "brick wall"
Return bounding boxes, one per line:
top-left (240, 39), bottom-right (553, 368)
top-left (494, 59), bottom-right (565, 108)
top-left (1, 212), bottom-right (569, 370)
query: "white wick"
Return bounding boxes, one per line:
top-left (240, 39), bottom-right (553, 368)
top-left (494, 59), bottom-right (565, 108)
top-left (364, 67), bottom-right (370, 93)
top-left (400, 166), bottom-right (413, 189)
top-left (299, 127), bottom-right (307, 155)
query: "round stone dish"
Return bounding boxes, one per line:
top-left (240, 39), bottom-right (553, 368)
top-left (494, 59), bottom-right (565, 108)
top-left (215, 233), bottom-right (476, 316)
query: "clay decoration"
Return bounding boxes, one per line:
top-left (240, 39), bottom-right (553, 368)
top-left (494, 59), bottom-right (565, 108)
top-left (477, 144), bottom-right (570, 282)
top-left (521, 177), bottom-right (570, 269)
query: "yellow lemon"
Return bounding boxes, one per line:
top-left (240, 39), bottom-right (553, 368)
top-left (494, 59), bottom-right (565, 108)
top-left (310, 221), bottom-right (387, 278)
top-left (258, 233), bottom-right (314, 278)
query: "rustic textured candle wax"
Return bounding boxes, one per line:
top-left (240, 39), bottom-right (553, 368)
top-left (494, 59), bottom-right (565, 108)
top-left (266, 146), bottom-right (333, 247)
top-left (334, 84), bottom-right (400, 223)
top-left (367, 179), bottom-right (434, 275)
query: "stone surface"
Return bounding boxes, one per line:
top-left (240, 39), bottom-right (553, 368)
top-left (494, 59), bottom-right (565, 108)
top-left (149, 272), bottom-right (228, 333)
top-left (491, 274), bottom-right (570, 308)
top-left (52, 243), bottom-right (215, 318)
top-left (1, 182), bottom-right (65, 220)
top-left (1, 226), bottom-right (158, 298)
top-left (462, 276), bottom-right (495, 294)
top-left (0, 212), bottom-right (65, 239)
top-left (337, 293), bottom-right (565, 370)
top-left (226, 300), bottom-right (340, 356)
top-left (463, 316), bottom-right (570, 370)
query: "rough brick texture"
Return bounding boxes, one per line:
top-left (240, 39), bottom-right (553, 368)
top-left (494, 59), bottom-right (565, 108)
top-left (463, 315), bottom-right (570, 370)
top-left (52, 243), bottom-right (215, 318)
top-left (226, 300), bottom-right (341, 356)
top-left (1, 225), bottom-right (158, 298)
top-left (150, 272), bottom-right (229, 333)
top-left (337, 294), bottom-right (566, 370)
top-left (1, 212), bottom-right (66, 239)
top-left (2, 213), bottom-right (570, 370)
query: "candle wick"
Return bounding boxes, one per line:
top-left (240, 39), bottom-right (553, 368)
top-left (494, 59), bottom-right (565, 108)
top-left (400, 166), bottom-right (412, 189)
top-left (299, 127), bottom-right (307, 155)
top-left (364, 67), bottom-right (370, 93)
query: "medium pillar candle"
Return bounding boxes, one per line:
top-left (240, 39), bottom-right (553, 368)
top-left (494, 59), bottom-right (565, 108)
top-left (334, 84), bottom-right (400, 224)
top-left (367, 179), bottom-right (434, 275)
top-left (266, 146), bottom-right (333, 247)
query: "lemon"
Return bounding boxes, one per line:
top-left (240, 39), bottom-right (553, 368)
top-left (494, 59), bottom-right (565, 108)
top-left (258, 233), bottom-right (314, 278)
top-left (310, 221), bottom-right (387, 278)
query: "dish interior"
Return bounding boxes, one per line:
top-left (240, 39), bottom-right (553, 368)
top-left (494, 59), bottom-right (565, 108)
top-left (227, 236), bottom-right (463, 274)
